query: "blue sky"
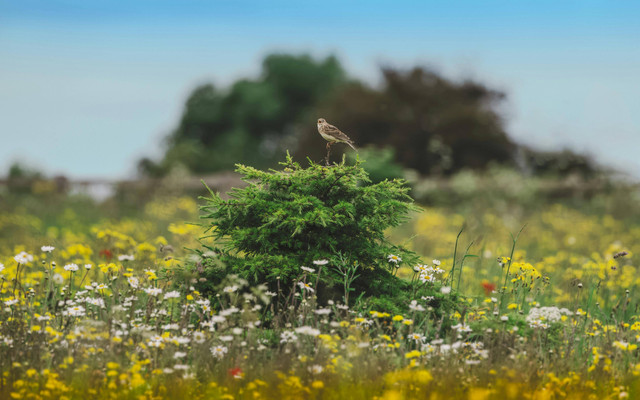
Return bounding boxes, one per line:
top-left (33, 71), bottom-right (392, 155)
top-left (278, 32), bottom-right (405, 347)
top-left (1, 0), bottom-right (639, 178)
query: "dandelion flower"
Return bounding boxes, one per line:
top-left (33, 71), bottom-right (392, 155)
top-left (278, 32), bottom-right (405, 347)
top-left (52, 273), bottom-right (64, 284)
top-left (613, 341), bottom-right (637, 351)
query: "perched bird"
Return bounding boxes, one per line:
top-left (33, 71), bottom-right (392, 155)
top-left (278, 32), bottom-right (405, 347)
top-left (317, 118), bottom-right (357, 151)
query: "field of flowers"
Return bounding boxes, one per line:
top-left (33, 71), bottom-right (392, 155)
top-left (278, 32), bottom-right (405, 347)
top-left (2, 187), bottom-right (640, 399)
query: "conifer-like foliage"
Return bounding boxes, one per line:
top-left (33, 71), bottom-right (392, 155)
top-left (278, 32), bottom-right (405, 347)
top-left (198, 154), bottom-right (420, 304)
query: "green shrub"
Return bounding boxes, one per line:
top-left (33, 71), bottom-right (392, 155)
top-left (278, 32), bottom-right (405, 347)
top-left (197, 154), bottom-right (421, 306)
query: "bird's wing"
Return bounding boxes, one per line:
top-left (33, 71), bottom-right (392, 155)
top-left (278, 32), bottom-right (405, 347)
top-left (324, 124), bottom-right (352, 142)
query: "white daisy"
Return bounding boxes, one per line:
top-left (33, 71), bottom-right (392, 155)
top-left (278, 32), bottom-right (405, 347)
top-left (210, 345), bottom-right (228, 359)
top-left (14, 251), bottom-right (34, 264)
top-left (64, 263), bottom-right (79, 272)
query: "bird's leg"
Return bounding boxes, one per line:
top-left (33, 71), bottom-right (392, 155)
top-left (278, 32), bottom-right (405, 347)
top-left (325, 142), bottom-right (333, 166)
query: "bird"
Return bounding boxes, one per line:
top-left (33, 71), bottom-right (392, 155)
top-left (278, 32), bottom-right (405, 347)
top-left (317, 118), bottom-right (357, 151)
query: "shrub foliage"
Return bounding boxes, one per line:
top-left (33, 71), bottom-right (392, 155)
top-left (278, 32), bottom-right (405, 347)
top-left (198, 154), bottom-right (420, 304)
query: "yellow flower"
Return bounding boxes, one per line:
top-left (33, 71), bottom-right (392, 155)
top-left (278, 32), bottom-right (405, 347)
top-left (106, 362), bottom-right (119, 370)
top-left (405, 350), bottom-right (422, 359)
top-left (468, 388), bottom-right (493, 400)
top-left (613, 341), bottom-right (638, 351)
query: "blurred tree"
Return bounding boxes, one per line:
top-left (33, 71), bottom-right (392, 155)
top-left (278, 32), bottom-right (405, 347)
top-left (297, 67), bottom-right (516, 175)
top-left (140, 53), bottom-right (597, 179)
top-left (6, 162), bottom-right (44, 194)
top-left (139, 54), bottom-right (346, 176)
top-left (346, 146), bottom-right (406, 183)
top-left (519, 147), bottom-right (598, 178)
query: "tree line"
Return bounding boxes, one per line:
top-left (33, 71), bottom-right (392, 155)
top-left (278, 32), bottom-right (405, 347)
top-left (138, 53), bottom-right (597, 179)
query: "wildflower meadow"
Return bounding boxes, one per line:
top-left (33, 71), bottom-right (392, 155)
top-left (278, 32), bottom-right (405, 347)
top-left (2, 159), bottom-right (640, 400)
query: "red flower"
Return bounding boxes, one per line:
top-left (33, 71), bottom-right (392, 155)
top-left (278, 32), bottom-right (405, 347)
top-left (481, 280), bottom-right (496, 296)
top-left (99, 249), bottom-right (113, 260)
top-left (228, 367), bottom-right (243, 379)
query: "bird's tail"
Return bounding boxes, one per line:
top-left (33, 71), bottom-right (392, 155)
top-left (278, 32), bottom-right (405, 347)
top-left (347, 141), bottom-right (357, 151)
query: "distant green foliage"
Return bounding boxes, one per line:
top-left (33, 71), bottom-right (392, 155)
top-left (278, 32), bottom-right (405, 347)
top-left (139, 52), bottom-right (599, 179)
top-left (197, 154), bottom-right (420, 304)
top-left (346, 146), bottom-right (407, 183)
top-left (139, 54), bottom-right (346, 176)
top-left (5, 162), bottom-right (45, 194)
top-left (297, 67), bottom-right (516, 175)
top-left (520, 147), bottom-right (599, 178)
